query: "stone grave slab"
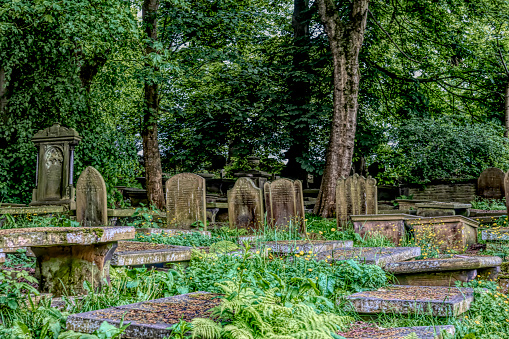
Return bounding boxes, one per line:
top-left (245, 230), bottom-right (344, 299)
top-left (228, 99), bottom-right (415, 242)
top-left (336, 174), bottom-right (377, 225)
top-left (264, 179), bottom-right (306, 233)
top-left (261, 240), bottom-right (352, 254)
top-left (0, 205), bottom-right (65, 215)
top-left (111, 241), bottom-right (192, 267)
top-left (340, 325), bottom-right (455, 339)
top-left (317, 247), bottom-right (420, 266)
top-left (385, 255), bottom-right (502, 286)
top-left (66, 292), bottom-right (220, 339)
top-left (345, 285), bottom-right (474, 316)
top-left (351, 214), bottom-right (419, 245)
top-left (478, 168), bottom-right (505, 200)
top-left (165, 173), bottom-right (207, 230)
top-left (415, 202), bottom-right (471, 217)
top-left (407, 216), bottom-right (478, 252)
top-left (228, 177), bottom-right (264, 231)
top-left (482, 228), bottom-right (509, 241)
top-left (0, 226), bottom-right (134, 296)
top-left (135, 228), bottom-right (211, 238)
top-left (76, 166), bottom-right (107, 226)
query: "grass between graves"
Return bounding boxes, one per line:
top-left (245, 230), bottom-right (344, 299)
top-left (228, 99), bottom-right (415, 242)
top-left (2, 215), bottom-right (509, 338)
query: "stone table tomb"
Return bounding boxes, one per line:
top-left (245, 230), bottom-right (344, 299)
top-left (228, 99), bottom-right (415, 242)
top-left (316, 247), bottom-right (421, 266)
top-left (350, 214), bottom-right (419, 245)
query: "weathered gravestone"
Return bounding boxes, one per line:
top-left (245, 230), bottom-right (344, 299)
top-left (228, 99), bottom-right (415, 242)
top-left (336, 174), bottom-right (377, 226)
top-left (165, 173), bottom-right (206, 229)
top-left (228, 177), bottom-right (264, 231)
top-left (478, 168), bottom-right (505, 200)
top-left (264, 179), bottom-right (305, 233)
top-left (76, 166), bottom-right (107, 226)
top-left (505, 170), bottom-right (509, 216)
top-left (30, 124), bottom-right (82, 209)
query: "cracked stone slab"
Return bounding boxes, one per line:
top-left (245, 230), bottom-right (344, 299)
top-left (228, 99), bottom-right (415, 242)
top-left (0, 226), bottom-right (135, 248)
top-left (341, 325), bottom-right (455, 339)
top-left (482, 228), bottom-right (509, 241)
top-left (385, 255), bottom-right (502, 274)
top-left (345, 285), bottom-right (474, 316)
top-left (260, 240), bottom-right (352, 254)
top-left (111, 241), bottom-right (192, 266)
top-left (66, 292), bottom-right (219, 339)
top-left (317, 247), bottom-right (420, 266)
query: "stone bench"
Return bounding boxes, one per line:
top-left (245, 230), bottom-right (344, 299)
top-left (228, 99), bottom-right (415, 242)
top-left (0, 226), bottom-right (135, 296)
top-left (66, 292), bottom-right (219, 338)
top-left (316, 247), bottom-right (421, 266)
top-left (110, 241), bottom-right (192, 267)
top-left (385, 255), bottom-right (502, 286)
top-left (346, 285), bottom-right (474, 316)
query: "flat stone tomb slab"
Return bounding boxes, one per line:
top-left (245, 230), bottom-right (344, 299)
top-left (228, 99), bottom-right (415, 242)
top-left (66, 292), bottom-right (220, 339)
top-left (482, 228), bottom-right (509, 241)
top-left (351, 214), bottom-right (418, 246)
top-left (385, 255), bottom-right (502, 286)
top-left (135, 228), bottom-right (211, 238)
top-left (0, 227), bottom-right (135, 296)
top-left (341, 325), bottom-right (455, 339)
top-left (346, 285), bottom-right (474, 316)
top-left (111, 241), bottom-right (192, 266)
top-left (261, 240), bottom-right (353, 254)
top-left (317, 247), bottom-right (420, 266)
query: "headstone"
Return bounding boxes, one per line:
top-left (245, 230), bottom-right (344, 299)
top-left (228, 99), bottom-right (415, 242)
top-left (336, 174), bottom-right (377, 226)
top-left (228, 177), bottom-right (264, 231)
top-left (478, 168), bottom-right (505, 200)
top-left (264, 178), bottom-right (306, 233)
top-left (165, 173), bottom-right (206, 229)
top-left (30, 124), bottom-right (81, 209)
top-left (505, 170), bottom-right (509, 216)
top-left (76, 166), bottom-right (107, 226)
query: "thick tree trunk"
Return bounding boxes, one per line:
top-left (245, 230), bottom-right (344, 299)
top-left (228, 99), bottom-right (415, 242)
top-left (142, 0), bottom-right (165, 210)
top-left (505, 80), bottom-right (509, 138)
top-left (281, 0), bottom-right (311, 180)
top-left (313, 0), bottom-right (369, 217)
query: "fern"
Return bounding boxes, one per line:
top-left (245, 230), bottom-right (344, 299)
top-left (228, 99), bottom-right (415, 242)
top-left (209, 241), bottom-right (239, 254)
top-left (191, 318), bottom-right (221, 339)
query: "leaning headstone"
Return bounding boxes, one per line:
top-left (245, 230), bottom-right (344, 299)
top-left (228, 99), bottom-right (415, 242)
top-left (264, 179), bottom-right (306, 233)
top-left (76, 167), bottom-right (107, 226)
top-left (165, 173), bottom-right (206, 229)
top-left (228, 178), bottom-right (264, 231)
top-left (30, 124), bottom-right (82, 209)
top-left (336, 174), bottom-right (377, 226)
top-left (478, 168), bottom-right (505, 200)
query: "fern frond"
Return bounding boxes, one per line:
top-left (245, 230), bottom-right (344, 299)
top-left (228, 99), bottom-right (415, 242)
top-left (292, 330), bottom-right (333, 339)
top-left (222, 324), bottom-right (255, 339)
top-left (191, 318), bottom-right (222, 339)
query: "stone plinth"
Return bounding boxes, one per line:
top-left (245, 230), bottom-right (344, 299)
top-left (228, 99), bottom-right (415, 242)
top-left (416, 202), bottom-right (471, 217)
top-left (317, 247), bottom-right (420, 266)
top-left (407, 216), bottom-right (478, 252)
top-left (0, 227), bottom-right (134, 296)
top-left (482, 228), bottom-right (509, 241)
top-left (341, 325), bottom-right (455, 339)
top-left (66, 292), bottom-right (219, 338)
top-left (351, 214), bottom-right (418, 245)
top-left (385, 255), bottom-right (502, 286)
top-left (261, 240), bottom-right (352, 254)
top-left (111, 241), bottom-right (192, 266)
top-left (345, 285), bottom-right (474, 316)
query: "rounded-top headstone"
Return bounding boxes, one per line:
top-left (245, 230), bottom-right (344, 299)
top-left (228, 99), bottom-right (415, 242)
top-left (478, 168), bottom-right (505, 200)
top-left (165, 173), bottom-right (206, 229)
top-left (76, 166), bottom-right (108, 226)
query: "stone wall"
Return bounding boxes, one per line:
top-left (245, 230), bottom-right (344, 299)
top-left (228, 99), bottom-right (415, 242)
top-left (401, 180), bottom-right (476, 203)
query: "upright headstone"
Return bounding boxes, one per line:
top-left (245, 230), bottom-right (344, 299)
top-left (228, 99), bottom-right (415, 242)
top-left (505, 171), bottom-right (509, 216)
top-left (264, 179), bottom-right (306, 233)
top-left (478, 168), bottom-right (505, 200)
top-left (166, 173), bottom-right (206, 229)
top-left (30, 124), bottom-right (82, 209)
top-left (228, 178), bottom-right (264, 231)
top-left (76, 166), bottom-right (107, 226)
top-left (336, 174), bottom-right (377, 226)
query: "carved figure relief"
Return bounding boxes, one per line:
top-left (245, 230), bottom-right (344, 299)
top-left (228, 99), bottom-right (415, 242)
top-left (44, 145), bottom-right (64, 199)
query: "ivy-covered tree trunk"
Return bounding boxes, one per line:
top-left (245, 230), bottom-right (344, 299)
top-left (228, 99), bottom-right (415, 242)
top-left (142, 0), bottom-right (165, 209)
top-left (313, 0), bottom-right (369, 217)
top-left (281, 0), bottom-right (311, 180)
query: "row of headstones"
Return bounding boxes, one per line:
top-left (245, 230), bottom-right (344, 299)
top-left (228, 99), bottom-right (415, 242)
top-left (167, 174), bottom-right (306, 233)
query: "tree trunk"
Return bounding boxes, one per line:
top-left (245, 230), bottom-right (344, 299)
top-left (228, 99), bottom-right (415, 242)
top-left (505, 80), bottom-right (509, 138)
top-left (142, 0), bottom-right (165, 210)
top-left (313, 0), bottom-right (369, 217)
top-left (281, 0), bottom-right (311, 180)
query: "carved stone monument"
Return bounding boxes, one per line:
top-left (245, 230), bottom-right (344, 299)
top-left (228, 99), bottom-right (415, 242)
top-left (228, 177), bottom-right (264, 231)
top-left (166, 173), bottom-right (207, 229)
top-left (264, 178), bottom-right (306, 233)
top-left (30, 124), bottom-right (81, 209)
top-left (336, 174), bottom-right (377, 226)
top-left (76, 166), bottom-right (107, 226)
top-left (477, 168), bottom-right (505, 200)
